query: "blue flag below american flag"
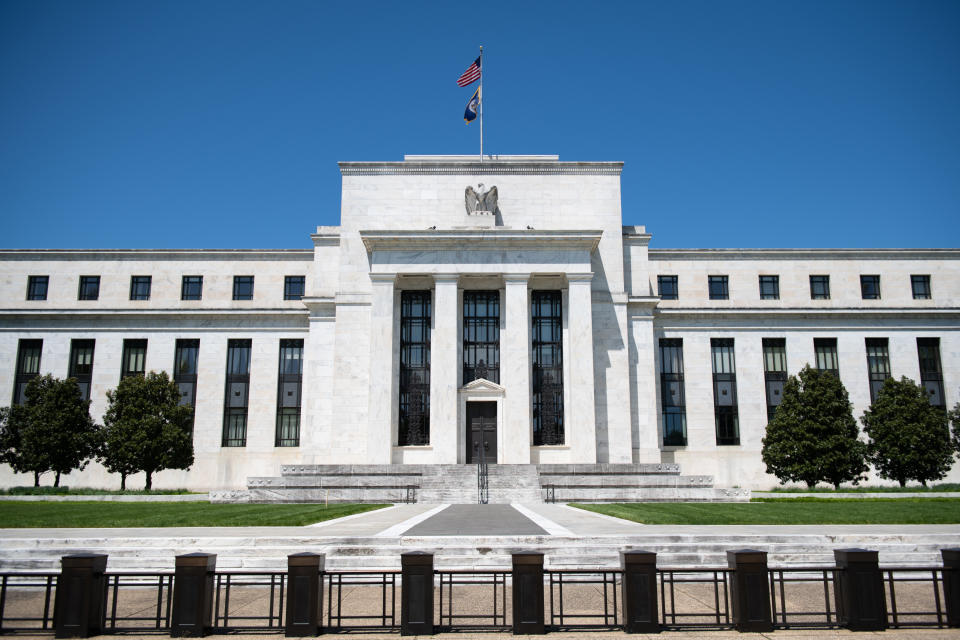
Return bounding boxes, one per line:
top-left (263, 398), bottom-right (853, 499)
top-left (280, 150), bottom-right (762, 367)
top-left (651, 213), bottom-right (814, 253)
top-left (464, 87), bottom-right (479, 123)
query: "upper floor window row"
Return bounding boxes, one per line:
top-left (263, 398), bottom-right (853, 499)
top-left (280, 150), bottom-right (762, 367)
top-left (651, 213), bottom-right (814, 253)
top-left (654, 274), bottom-right (934, 301)
top-left (24, 275), bottom-right (308, 301)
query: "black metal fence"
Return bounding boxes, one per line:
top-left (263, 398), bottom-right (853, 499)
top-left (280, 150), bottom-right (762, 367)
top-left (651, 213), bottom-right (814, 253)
top-left (0, 547), bottom-right (958, 636)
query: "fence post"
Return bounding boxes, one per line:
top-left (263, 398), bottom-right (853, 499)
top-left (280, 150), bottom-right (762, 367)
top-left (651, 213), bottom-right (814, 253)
top-left (171, 553), bottom-right (217, 637)
top-left (512, 552), bottom-right (545, 634)
top-left (833, 548), bottom-right (887, 631)
top-left (400, 552), bottom-right (434, 636)
top-left (942, 548), bottom-right (960, 627)
top-left (285, 553), bottom-right (324, 636)
top-left (53, 554), bottom-right (108, 638)
top-left (621, 550), bottom-right (659, 633)
top-left (727, 549), bottom-right (773, 632)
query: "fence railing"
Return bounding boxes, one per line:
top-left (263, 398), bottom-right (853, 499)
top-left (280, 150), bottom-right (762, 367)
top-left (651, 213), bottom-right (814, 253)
top-left (1, 547), bottom-right (958, 636)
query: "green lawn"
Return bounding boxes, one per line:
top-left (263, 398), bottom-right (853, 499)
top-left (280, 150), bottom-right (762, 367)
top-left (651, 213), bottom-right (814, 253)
top-left (0, 501), bottom-right (387, 527)
top-left (572, 498), bottom-right (960, 525)
top-left (761, 483), bottom-right (960, 493)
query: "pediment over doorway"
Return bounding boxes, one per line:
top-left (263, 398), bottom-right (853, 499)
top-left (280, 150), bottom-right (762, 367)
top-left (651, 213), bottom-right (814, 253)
top-left (459, 378), bottom-right (504, 395)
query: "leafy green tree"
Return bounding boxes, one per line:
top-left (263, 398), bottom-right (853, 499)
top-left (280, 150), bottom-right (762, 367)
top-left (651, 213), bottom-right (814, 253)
top-left (0, 375), bottom-right (100, 486)
top-left (762, 365), bottom-right (868, 489)
top-left (101, 371), bottom-right (194, 490)
top-left (949, 402), bottom-right (960, 453)
top-left (862, 376), bottom-right (954, 487)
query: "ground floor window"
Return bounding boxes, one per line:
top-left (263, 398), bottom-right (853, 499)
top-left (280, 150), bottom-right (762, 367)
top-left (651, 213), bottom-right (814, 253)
top-left (659, 338), bottom-right (687, 446)
top-left (276, 339), bottom-right (303, 446)
top-left (223, 339), bottom-right (251, 447)
top-left (532, 290), bottom-right (563, 445)
top-left (399, 291), bottom-right (431, 445)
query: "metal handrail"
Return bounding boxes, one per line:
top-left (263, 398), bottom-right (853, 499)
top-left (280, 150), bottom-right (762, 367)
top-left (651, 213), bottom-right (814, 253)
top-left (477, 438), bottom-right (489, 504)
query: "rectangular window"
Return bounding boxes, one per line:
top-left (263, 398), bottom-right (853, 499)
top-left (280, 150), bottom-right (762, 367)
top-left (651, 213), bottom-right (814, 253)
top-left (399, 291), bottom-right (431, 446)
top-left (129, 276), bottom-right (152, 300)
top-left (911, 275), bottom-right (931, 300)
top-left (711, 338), bottom-right (739, 445)
top-left (233, 276), bottom-right (254, 301)
top-left (810, 275), bottom-right (830, 300)
top-left (68, 339), bottom-right (95, 401)
top-left (814, 338), bottom-right (839, 377)
top-left (284, 276), bottom-right (305, 301)
top-left (860, 275), bottom-right (881, 300)
top-left (78, 276), bottom-right (100, 300)
top-left (174, 339), bottom-right (200, 429)
top-left (463, 290), bottom-right (500, 384)
top-left (13, 339), bottom-right (42, 405)
top-left (27, 276), bottom-right (48, 301)
top-left (917, 338), bottom-right (945, 408)
top-left (659, 338), bottom-right (687, 446)
top-left (223, 339), bottom-right (252, 447)
top-left (276, 339), bottom-right (304, 447)
top-left (181, 276), bottom-right (203, 300)
top-left (865, 338), bottom-right (890, 403)
top-left (762, 338), bottom-right (787, 423)
top-left (532, 291), bottom-right (564, 446)
top-left (657, 275), bottom-right (678, 300)
top-left (708, 275), bottom-right (729, 300)
top-left (120, 339), bottom-right (147, 379)
top-left (759, 275), bottom-right (780, 300)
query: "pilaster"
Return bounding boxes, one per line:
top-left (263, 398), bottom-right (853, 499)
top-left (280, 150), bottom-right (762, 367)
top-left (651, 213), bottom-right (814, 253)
top-left (367, 274), bottom-right (396, 463)
top-left (502, 274), bottom-right (531, 463)
top-left (567, 273), bottom-right (598, 462)
top-left (430, 275), bottom-right (459, 463)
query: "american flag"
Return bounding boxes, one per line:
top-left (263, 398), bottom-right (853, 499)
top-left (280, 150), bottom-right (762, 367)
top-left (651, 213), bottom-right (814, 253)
top-left (456, 56), bottom-right (482, 87)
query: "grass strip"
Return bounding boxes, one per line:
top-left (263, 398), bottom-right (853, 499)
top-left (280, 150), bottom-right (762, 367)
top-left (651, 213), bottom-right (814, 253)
top-left (572, 498), bottom-right (960, 525)
top-left (0, 487), bottom-right (197, 496)
top-left (0, 501), bottom-right (387, 528)
top-left (763, 483), bottom-right (960, 493)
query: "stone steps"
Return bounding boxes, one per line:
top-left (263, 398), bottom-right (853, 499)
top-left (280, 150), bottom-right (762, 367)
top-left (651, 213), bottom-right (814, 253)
top-left (2, 532), bottom-right (957, 572)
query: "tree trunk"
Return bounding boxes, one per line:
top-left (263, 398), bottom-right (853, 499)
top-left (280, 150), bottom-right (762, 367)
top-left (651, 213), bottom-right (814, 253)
top-left (145, 471), bottom-right (152, 491)
top-left (33, 471), bottom-right (40, 487)
top-left (833, 481), bottom-right (841, 490)
top-left (54, 471), bottom-right (61, 487)
top-left (899, 477), bottom-right (907, 487)
top-left (120, 474), bottom-right (126, 491)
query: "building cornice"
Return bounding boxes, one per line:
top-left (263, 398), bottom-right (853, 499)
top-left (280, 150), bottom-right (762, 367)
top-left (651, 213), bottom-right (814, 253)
top-left (0, 249), bottom-right (313, 261)
top-left (655, 307), bottom-right (960, 318)
top-left (340, 159), bottom-right (623, 176)
top-left (360, 229), bottom-right (602, 252)
top-left (0, 308), bottom-right (309, 317)
top-left (648, 248), bottom-right (960, 261)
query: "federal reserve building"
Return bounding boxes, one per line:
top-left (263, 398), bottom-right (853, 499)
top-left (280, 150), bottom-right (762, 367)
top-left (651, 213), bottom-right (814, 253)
top-left (1, 155), bottom-right (958, 499)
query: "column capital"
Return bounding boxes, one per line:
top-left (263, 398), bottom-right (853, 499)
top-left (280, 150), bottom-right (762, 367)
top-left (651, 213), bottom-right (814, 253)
top-left (566, 272), bottom-right (594, 284)
top-left (369, 273), bottom-right (397, 285)
top-left (503, 273), bottom-right (531, 284)
top-left (433, 273), bottom-right (460, 285)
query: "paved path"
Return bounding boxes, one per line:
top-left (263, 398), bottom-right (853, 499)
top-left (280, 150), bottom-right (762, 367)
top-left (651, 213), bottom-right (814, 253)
top-left (404, 505), bottom-right (548, 536)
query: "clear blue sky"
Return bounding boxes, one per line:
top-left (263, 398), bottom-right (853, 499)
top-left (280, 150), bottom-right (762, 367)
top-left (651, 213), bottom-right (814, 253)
top-left (1, 0), bottom-right (958, 249)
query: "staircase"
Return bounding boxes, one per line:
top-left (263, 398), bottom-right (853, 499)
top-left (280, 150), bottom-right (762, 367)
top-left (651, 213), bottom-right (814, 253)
top-left (418, 465), bottom-right (478, 503)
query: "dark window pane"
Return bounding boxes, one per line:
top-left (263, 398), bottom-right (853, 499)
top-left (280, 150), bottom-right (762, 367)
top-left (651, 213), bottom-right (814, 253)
top-left (27, 276), bottom-right (48, 301)
top-left (532, 291), bottom-right (563, 446)
top-left (69, 339), bottom-right (95, 401)
top-left (814, 338), bottom-right (839, 376)
top-left (917, 338), bottom-right (944, 408)
top-left (810, 275), bottom-right (830, 300)
top-left (463, 290), bottom-right (500, 384)
top-left (181, 276), bottom-right (203, 300)
top-left (659, 338), bottom-right (687, 446)
top-left (233, 276), bottom-right (254, 300)
top-left (121, 339), bottom-right (147, 379)
top-left (276, 338), bottom-right (303, 446)
top-left (762, 338), bottom-right (786, 423)
top-left (865, 338), bottom-right (890, 403)
top-left (129, 276), bottom-right (151, 300)
top-left (860, 275), bottom-right (881, 300)
top-left (708, 275), bottom-right (728, 300)
top-left (223, 339), bottom-right (252, 446)
top-left (658, 275), bottom-right (678, 300)
top-left (711, 338), bottom-right (739, 445)
top-left (911, 275), bottom-right (931, 300)
top-left (13, 339), bottom-right (43, 405)
top-left (174, 339), bottom-right (199, 424)
top-left (78, 276), bottom-right (100, 300)
top-left (284, 276), bottom-right (305, 300)
top-left (759, 276), bottom-right (780, 300)
top-left (400, 291), bottom-right (431, 446)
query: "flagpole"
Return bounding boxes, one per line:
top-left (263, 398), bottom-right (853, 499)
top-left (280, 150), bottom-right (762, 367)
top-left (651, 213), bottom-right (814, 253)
top-left (479, 45), bottom-right (483, 163)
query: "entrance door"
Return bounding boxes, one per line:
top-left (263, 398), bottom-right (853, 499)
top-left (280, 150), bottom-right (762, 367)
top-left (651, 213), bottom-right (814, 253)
top-left (466, 402), bottom-right (497, 464)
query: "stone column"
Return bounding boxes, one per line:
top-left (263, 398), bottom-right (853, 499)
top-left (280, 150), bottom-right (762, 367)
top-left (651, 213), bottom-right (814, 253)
top-left (502, 274), bottom-right (531, 463)
top-left (567, 273), bottom-right (597, 462)
top-left (430, 274), bottom-right (459, 463)
top-left (367, 274), bottom-right (396, 463)
top-left (629, 303), bottom-right (661, 462)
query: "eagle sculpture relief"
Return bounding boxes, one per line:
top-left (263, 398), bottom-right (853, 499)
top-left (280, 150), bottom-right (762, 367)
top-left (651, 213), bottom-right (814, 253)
top-left (465, 183), bottom-right (498, 214)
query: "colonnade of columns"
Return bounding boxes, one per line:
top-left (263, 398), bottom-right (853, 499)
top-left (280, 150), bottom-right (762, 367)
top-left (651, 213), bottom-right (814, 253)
top-left (366, 272), bottom-right (599, 464)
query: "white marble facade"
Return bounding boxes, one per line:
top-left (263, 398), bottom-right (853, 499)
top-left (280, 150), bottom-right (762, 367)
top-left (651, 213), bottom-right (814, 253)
top-left (1, 155), bottom-right (958, 490)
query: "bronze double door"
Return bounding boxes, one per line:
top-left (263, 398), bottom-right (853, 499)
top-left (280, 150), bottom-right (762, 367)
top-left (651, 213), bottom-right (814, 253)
top-left (465, 401), bottom-right (497, 464)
